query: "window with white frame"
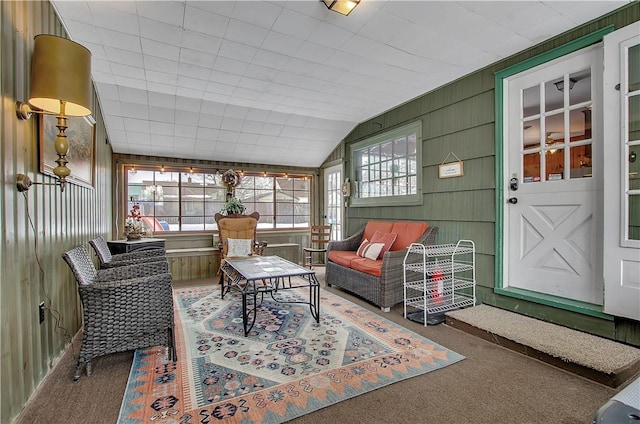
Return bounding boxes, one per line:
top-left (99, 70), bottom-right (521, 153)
top-left (125, 167), bottom-right (311, 231)
top-left (350, 121), bottom-right (422, 206)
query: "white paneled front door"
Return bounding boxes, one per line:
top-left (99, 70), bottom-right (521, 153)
top-left (603, 22), bottom-right (640, 320)
top-left (504, 45), bottom-right (604, 304)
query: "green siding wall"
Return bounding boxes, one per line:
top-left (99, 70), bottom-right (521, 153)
top-left (1, 2), bottom-right (113, 422)
top-left (333, 2), bottom-right (640, 347)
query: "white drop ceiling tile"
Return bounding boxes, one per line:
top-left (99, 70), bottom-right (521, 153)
top-left (236, 77), bottom-right (269, 93)
top-left (174, 124), bottom-right (198, 138)
top-left (181, 30), bottom-right (223, 55)
top-left (225, 21), bottom-right (269, 49)
top-left (148, 92), bottom-right (176, 108)
top-left (146, 69), bottom-right (178, 86)
top-left (123, 117), bottom-right (150, 133)
top-left (261, 31), bottom-right (304, 57)
top-left (173, 136), bottom-right (196, 148)
top-left (307, 21), bottom-right (354, 49)
top-left (340, 34), bottom-right (382, 59)
top-left (242, 120), bottom-right (264, 134)
top-left (213, 56), bottom-right (249, 76)
top-left (233, 143), bottom-right (256, 154)
top-left (218, 130), bottom-right (240, 144)
top-left (52, 1), bottom-right (92, 23)
top-left (88, 3), bottom-right (139, 35)
top-left (104, 46), bottom-right (144, 67)
top-left (548, 1), bottom-right (627, 24)
top-left (220, 116), bottom-right (244, 132)
top-left (139, 18), bottom-right (184, 47)
top-left (178, 63), bottom-right (211, 81)
top-left (106, 128), bottom-right (127, 144)
top-left (177, 86), bottom-right (205, 100)
top-left (285, 114), bottom-right (307, 127)
top-left (100, 99), bottom-right (123, 115)
top-left (149, 121), bottom-right (175, 135)
top-left (498, 3), bottom-right (560, 34)
top-left (244, 64), bottom-right (279, 83)
top-left (223, 104), bottom-right (250, 120)
top-left (96, 28), bottom-right (141, 53)
top-left (111, 63), bottom-right (146, 80)
top-left (256, 134), bottom-right (280, 146)
top-left (464, 24), bottom-right (519, 52)
top-left (200, 100), bottom-right (226, 115)
top-left (143, 55), bottom-right (179, 75)
top-left (149, 106), bottom-right (175, 123)
top-left (237, 132), bottom-right (259, 145)
top-left (261, 122), bottom-right (283, 136)
top-left (387, 22), bottom-right (437, 55)
top-left (489, 34), bottom-right (534, 58)
top-left (245, 108), bottom-right (271, 122)
top-left (128, 131), bottom-right (151, 145)
top-left (294, 41), bottom-right (335, 64)
top-left (196, 127), bottom-right (220, 140)
top-left (232, 1), bottom-right (283, 29)
top-left (146, 82), bottom-right (177, 96)
top-left (176, 97), bottom-right (203, 113)
top-left (92, 58), bottom-right (112, 74)
top-left (64, 19), bottom-right (102, 44)
top-left (96, 82), bottom-right (119, 100)
top-left (150, 134), bottom-right (174, 146)
top-left (92, 70), bottom-right (116, 84)
top-left (180, 48), bottom-right (215, 69)
top-left (79, 41), bottom-right (107, 60)
top-left (136, 1), bottom-right (185, 27)
top-left (218, 40), bottom-right (258, 64)
top-left (175, 110), bottom-right (200, 126)
top-left (184, 5), bottom-right (229, 38)
top-left (121, 102), bottom-right (149, 120)
top-left (252, 50), bottom-right (290, 71)
top-left (104, 115), bottom-right (125, 130)
top-left (358, 10), bottom-right (407, 44)
top-left (141, 38), bottom-right (180, 61)
top-left (520, 15), bottom-right (578, 44)
top-left (271, 8), bottom-right (321, 40)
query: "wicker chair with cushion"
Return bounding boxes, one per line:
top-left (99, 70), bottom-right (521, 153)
top-left (214, 212), bottom-right (267, 289)
top-left (89, 236), bottom-right (166, 269)
top-left (62, 245), bottom-right (175, 381)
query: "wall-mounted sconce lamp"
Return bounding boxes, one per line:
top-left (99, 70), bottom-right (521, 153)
top-left (554, 78), bottom-right (576, 92)
top-left (16, 34), bottom-right (92, 193)
top-left (322, 0), bottom-right (360, 15)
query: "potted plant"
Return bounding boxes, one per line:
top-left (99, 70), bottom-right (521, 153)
top-left (220, 195), bottom-right (246, 216)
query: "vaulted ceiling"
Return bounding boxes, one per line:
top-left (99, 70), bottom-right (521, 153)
top-left (52, 1), bottom-right (628, 167)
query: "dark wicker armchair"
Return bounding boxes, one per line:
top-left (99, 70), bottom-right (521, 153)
top-left (62, 245), bottom-right (175, 381)
top-left (89, 236), bottom-right (166, 269)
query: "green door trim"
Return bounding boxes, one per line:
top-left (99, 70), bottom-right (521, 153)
top-left (493, 26), bottom-right (615, 320)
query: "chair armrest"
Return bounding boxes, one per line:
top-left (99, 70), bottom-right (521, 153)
top-left (110, 248), bottom-right (166, 262)
top-left (96, 260), bottom-right (169, 281)
top-left (101, 254), bottom-right (167, 269)
top-left (327, 227), bottom-right (365, 252)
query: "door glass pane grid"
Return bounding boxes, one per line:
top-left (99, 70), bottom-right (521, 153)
top-left (522, 67), bottom-right (592, 183)
top-left (627, 43), bottom-right (640, 240)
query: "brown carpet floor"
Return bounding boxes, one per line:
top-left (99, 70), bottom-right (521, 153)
top-left (16, 273), bottom-right (618, 424)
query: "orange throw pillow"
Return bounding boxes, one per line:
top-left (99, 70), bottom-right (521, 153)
top-left (370, 231), bottom-right (397, 259)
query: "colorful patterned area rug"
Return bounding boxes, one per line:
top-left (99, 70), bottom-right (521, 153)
top-left (118, 284), bottom-right (465, 423)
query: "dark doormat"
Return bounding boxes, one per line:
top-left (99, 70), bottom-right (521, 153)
top-left (407, 311), bottom-right (446, 326)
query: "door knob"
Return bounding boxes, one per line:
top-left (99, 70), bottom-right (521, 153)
top-left (508, 197), bottom-right (518, 204)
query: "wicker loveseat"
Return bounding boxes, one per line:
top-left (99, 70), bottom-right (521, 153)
top-left (326, 221), bottom-right (437, 311)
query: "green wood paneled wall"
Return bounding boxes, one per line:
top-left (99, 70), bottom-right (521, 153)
top-left (329, 3), bottom-right (640, 346)
top-left (1, 2), bottom-right (113, 422)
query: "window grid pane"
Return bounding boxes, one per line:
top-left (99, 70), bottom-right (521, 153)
top-left (126, 169), bottom-right (310, 231)
top-left (353, 129), bottom-right (418, 199)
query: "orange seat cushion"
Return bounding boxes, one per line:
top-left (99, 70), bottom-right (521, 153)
top-left (328, 250), bottom-right (360, 267)
top-left (363, 221), bottom-right (394, 243)
top-left (350, 257), bottom-right (383, 277)
top-left (390, 221), bottom-right (429, 250)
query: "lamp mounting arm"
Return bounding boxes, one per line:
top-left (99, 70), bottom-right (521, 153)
top-left (17, 174), bottom-right (65, 192)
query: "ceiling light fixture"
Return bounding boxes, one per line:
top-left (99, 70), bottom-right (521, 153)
top-left (16, 34), bottom-right (92, 193)
top-left (322, 0), bottom-right (360, 16)
top-left (554, 78), bottom-right (577, 92)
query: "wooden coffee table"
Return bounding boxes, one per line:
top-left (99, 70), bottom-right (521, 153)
top-left (220, 256), bottom-right (320, 336)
